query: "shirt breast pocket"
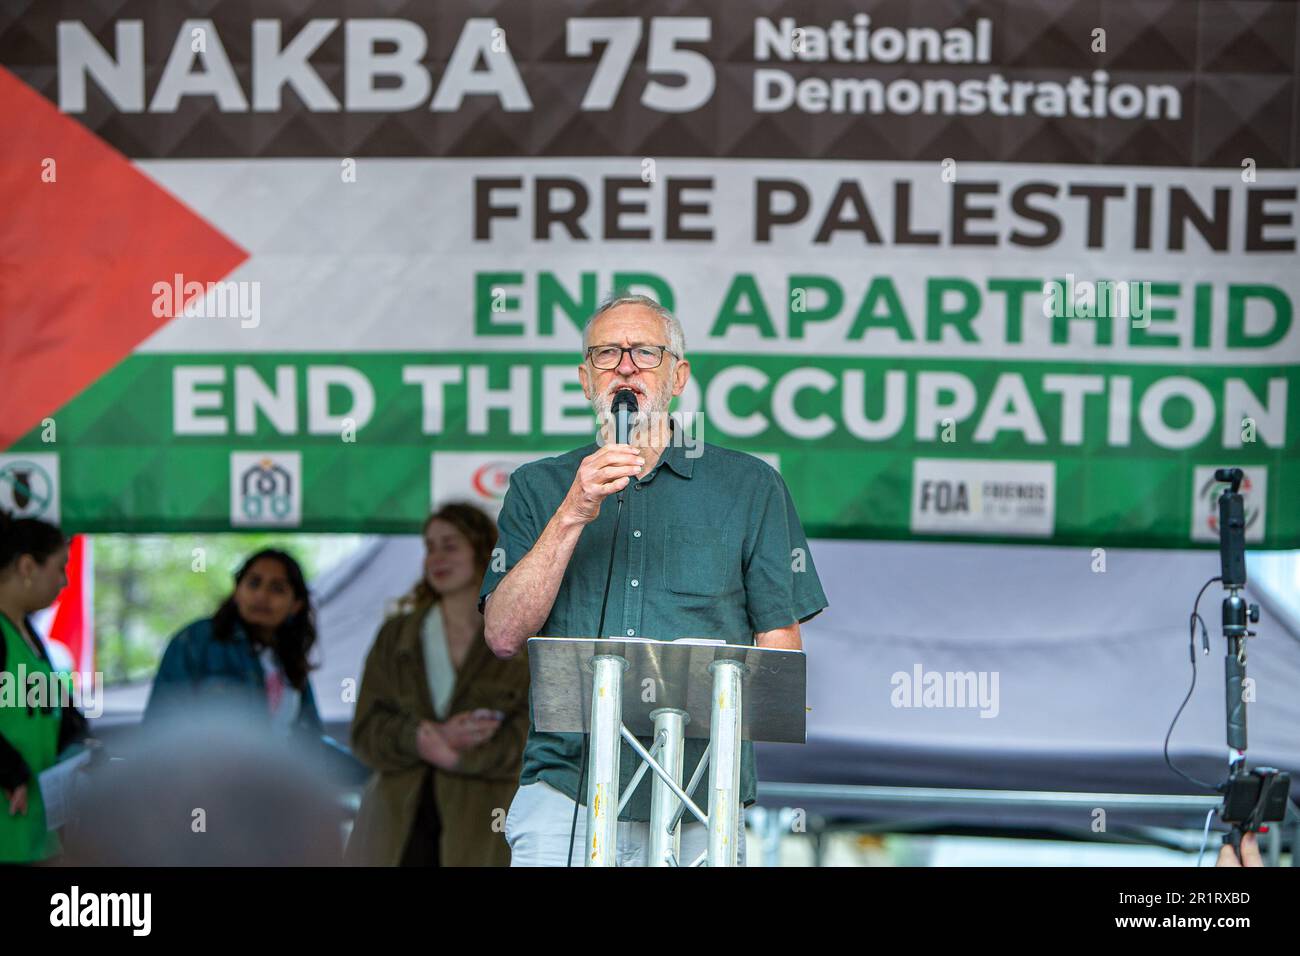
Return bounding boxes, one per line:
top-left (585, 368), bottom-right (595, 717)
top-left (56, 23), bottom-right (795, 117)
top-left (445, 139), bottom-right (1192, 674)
top-left (665, 523), bottom-right (730, 597)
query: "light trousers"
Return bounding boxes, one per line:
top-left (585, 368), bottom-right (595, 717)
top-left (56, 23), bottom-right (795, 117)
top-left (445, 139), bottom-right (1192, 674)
top-left (505, 780), bottom-right (746, 867)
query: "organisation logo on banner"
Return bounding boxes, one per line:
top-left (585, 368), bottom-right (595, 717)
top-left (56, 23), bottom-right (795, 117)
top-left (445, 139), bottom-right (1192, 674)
top-left (910, 458), bottom-right (1056, 538)
top-left (0, 453), bottom-right (60, 525)
top-left (430, 452), bottom-right (538, 518)
top-left (230, 452), bottom-right (302, 527)
top-left (1191, 465), bottom-right (1268, 544)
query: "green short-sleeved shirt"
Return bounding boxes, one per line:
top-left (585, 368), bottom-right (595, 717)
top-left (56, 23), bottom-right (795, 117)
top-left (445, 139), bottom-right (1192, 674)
top-left (478, 427), bottom-right (828, 821)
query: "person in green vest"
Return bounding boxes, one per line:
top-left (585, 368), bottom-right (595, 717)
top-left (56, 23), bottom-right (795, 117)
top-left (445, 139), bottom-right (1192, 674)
top-left (0, 510), bottom-right (91, 864)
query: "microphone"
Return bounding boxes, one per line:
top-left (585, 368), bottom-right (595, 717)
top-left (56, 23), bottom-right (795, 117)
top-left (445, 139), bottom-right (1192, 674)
top-left (572, 387), bottom-right (639, 865)
top-left (612, 388), bottom-right (638, 447)
top-left (612, 389), bottom-right (638, 503)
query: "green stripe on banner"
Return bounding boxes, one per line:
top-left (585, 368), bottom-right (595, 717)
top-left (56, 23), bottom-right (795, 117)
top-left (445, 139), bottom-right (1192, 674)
top-left (6, 352), bottom-right (1296, 546)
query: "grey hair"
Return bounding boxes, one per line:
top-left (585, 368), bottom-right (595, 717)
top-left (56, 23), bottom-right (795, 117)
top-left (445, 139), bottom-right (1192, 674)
top-left (582, 292), bottom-right (686, 360)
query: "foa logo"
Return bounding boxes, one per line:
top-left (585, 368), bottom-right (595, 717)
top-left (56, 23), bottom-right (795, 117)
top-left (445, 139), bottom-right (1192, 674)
top-left (911, 459), bottom-right (1055, 537)
top-left (918, 479), bottom-right (970, 514)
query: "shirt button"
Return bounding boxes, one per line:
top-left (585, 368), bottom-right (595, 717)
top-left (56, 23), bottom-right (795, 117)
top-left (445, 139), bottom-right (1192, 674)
top-left (631, 579), bottom-right (639, 587)
top-left (633, 530), bottom-right (642, 538)
top-left (627, 628), bottom-right (635, 636)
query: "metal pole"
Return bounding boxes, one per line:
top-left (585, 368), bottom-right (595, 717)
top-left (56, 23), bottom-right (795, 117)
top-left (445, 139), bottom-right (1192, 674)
top-left (647, 708), bottom-right (688, 867)
top-left (617, 731), bottom-right (664, 817)
top-left (707, 658), bottom-right (743, 867)
top-left (619, 725), bottom-right (708, 826)
top-left (667, 743), bottom-right (710, 834)
top-left (586, 655), bottom-right (625, 867)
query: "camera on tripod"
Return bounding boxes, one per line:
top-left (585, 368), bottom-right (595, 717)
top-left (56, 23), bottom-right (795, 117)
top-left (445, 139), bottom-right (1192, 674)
top-left (1212, 467), bottom-right (1291, 853)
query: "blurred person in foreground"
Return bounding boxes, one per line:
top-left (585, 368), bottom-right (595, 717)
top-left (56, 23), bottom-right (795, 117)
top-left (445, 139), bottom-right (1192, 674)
top-left (61, 709), bottom-right (344, 865)
top-left (0, 510), bottom-right (91, 864)
top-left (144, 548), bottom-right (325, 744)
top-left (346, 504), bottom-right (529, 866)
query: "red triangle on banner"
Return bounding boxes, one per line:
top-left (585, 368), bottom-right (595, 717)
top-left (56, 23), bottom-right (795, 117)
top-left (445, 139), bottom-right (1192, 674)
top-left (0, 66), bottom-right (249, 449)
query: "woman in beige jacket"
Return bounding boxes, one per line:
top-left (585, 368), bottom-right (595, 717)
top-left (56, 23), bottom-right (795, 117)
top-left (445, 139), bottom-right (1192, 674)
top-left (347, 503), bottom-right (529, 866)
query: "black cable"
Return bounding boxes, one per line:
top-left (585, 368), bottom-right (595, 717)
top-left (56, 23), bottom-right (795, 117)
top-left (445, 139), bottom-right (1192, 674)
top-left (567, 491), bottom-right (625, 866)
top-left (1163, 576), bottom-right (1223, 793)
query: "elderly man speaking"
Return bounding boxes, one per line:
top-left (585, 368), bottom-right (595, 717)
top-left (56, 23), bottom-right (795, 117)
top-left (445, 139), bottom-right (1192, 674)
top-left (480, 292), bottom-right (828, 867)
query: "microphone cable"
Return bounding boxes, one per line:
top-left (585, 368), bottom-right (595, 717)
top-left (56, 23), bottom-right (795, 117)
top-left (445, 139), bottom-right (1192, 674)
top-left (567, 490), bottom-right (625, 866)
top-left (567, 391), bottom-right (636, 866)
top-left (1163, 575), bottom-right (1223, 794)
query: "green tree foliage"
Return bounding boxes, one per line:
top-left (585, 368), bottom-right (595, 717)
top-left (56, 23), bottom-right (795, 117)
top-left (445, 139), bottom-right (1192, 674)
top-left (92, 534), bottom-right (362, 684)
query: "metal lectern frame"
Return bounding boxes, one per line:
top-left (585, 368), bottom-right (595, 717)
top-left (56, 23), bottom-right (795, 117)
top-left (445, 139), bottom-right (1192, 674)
top-left (527, 637), bottom-right (806, 867)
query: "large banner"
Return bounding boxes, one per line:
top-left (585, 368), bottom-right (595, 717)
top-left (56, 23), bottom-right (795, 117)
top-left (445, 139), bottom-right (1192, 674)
top-left (1, 1), bottom-right (1296, 546)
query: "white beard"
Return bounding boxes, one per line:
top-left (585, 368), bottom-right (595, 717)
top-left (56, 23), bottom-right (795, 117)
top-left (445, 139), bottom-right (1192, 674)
top-left (592, 376), bottom-right (673, 442)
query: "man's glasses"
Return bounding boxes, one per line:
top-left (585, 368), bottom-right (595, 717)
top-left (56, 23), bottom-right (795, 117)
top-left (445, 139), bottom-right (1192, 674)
top-left (586, 345), bottom-right (677, 370)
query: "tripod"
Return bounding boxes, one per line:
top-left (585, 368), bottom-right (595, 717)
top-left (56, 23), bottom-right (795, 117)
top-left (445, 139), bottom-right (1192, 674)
top-left (1212, 468), bottom-right (1291, 861)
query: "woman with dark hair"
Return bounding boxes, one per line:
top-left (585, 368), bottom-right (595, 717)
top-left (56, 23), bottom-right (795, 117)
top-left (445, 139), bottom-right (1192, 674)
top-left (347, 502), bottom-right (529, 867)
top-left (0, 510), bottom-right (91, 864)
top-left (144, 548), bottom-right (324, 741)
